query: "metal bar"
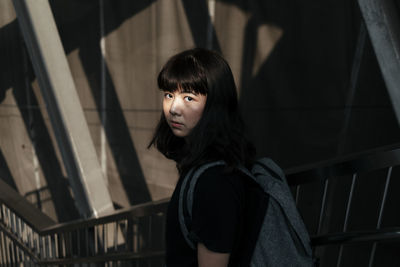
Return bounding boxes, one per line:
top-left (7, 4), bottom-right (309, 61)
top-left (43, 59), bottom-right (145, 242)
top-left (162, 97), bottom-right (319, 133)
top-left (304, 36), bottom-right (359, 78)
top-left (368, 166), bottom-right (393, 267)
top-left (35, 232), bottom-right (40, 257)
top-left (39, 235), bottom-right (44, 259)
top-left (104, 223), bottom-right (108, 253)
top-left (45, 235), bottom-right (50, 259)
top-left (61, 233), bottom-right (65, 258)
top-left (11, 212), bottom-right (16, 234)
top-left (50, 235), bottom-right (55, 259)
top-left (54, 233), bottom-right (59, 259)
top-left (337, 173), bottom-right (358, 267)
top-left (0, 222), bottom-right (40, 263)
top-left (11, 0), bottom-right (114, 218)
top-left (148, 216), bottom-right (152, 249)
top-left (11, 242), bottom-right (16, 265)
top-left (22, 248), bottom-right (27, 266)
top-left (40, 199), bottom-right (169, 235)
top-left (114, 221), bottom-right (118, 251)
top-left (77, 230), bottom-right (81, 257)
top-left (27, 227), bottom-right (32, 251)
top-left (5, 234), bottom-right (11, 265)
top-left (317, 179), bottom-right (329, 234)
top-left (85, 227), bottom-right (89, 257)
top-left (312, 227), bottom-right (400, 246)
top-left (343, 174), bottom-right (358, 232)
top-left (0, 231), bottom-right (5, 265)
top-left (358, 0), bottom-right (400, 125)
top-left (377, 167), bottom-right (393, 229)
top-left (95, 226), bottom-right (98, 255)
top-left (16, 245), bottom-right (21, 265)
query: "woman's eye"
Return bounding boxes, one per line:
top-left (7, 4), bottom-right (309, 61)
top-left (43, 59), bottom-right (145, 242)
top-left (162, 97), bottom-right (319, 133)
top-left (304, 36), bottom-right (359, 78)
top-left (164, 93), bottom-right (173, 99)
top-left (184, 96), bottom-right (194, 102)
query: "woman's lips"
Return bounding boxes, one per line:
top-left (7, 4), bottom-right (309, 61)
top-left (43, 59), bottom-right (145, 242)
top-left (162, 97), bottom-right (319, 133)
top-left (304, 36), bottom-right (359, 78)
top-left (170, 121), bottom-right (183, 128)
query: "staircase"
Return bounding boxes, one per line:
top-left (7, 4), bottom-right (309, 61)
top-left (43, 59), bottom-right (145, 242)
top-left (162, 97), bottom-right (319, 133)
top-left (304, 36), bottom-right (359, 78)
top-left (1, 144), bottom-right (400, 266)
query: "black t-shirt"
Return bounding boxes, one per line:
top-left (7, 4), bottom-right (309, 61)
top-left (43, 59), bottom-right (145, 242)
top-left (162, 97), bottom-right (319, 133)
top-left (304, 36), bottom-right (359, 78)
top-left (165, 165), bottom-right (268, 267)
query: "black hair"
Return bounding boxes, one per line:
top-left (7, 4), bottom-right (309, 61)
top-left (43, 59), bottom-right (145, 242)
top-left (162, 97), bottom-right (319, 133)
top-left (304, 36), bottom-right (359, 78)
top-left (149, 48), bottom-right (255, 174)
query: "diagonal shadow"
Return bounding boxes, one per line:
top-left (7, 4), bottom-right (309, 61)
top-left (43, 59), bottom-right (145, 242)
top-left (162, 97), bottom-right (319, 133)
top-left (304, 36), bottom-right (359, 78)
top-left (0, 149), bottom-right (17, 190)
top-left (0, 20), bottom-right (79, 221)
top-left (181, 0), bottom-right (221, 51)
top-left (11, 42), bottom-right (80, 222)
top-left (79, 42), bottom-right (152, 205)
top-left (50, 0), bottom-right (158, 55)
top-left (51, 0), bottom-right (153, 204)
top-left (12, 82), bottom-right (80, 222)
top-left (0, 20), bottom-right (20, 99)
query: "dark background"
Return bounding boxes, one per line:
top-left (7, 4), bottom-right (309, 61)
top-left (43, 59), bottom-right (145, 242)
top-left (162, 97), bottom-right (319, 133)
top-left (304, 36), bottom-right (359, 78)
top-left (1, 0), bottom-right (400, 266)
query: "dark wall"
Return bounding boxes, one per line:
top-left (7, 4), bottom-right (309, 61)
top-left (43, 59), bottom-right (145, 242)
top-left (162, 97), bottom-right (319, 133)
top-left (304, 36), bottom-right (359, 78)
top-left (225, 0), bottom-right (400, 168)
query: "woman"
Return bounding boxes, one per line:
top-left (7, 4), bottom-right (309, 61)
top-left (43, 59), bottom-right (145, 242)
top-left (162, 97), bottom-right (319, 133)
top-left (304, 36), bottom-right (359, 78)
top-left (149, 48), bottom-right (258, 267)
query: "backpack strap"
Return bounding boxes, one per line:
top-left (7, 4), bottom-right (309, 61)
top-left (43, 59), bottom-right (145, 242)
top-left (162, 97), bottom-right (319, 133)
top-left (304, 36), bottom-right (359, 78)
top-left (178, 161), bottom-right (225, 250)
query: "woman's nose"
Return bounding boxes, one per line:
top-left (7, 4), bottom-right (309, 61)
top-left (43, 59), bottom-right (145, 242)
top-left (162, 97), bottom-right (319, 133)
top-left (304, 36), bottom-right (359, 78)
top-left (169, 98), bottom-right (182, 116)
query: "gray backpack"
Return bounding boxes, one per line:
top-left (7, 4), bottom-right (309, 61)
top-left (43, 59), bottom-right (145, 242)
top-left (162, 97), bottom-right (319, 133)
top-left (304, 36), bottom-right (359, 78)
top-left (178, 158), bottom-right (314, 266)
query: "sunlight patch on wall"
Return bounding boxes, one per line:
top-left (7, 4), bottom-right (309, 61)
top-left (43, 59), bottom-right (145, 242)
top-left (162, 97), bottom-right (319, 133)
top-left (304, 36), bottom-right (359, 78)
top-left (252, 24), bottom-right (283, 76)
top-left (0, 0), bottom-right (16, 28)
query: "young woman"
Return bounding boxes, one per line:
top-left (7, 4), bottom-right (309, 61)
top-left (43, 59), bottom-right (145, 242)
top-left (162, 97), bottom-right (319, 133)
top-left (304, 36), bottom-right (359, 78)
top-left (149, 48), bottom-right (260, 267)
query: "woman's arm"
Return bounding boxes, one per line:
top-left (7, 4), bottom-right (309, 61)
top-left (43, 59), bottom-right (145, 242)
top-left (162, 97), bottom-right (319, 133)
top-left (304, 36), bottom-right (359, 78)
top-left (197, 243), bottom-right (230, 267)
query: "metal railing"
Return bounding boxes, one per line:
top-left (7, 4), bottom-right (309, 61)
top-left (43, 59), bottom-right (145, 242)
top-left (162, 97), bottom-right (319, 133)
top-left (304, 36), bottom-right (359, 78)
top-left (286, 143), bottom-right (400, 266)
top-left (2, 144), bottom-right (400, 266)
top-left (0, 180), bottom-right (168, 266)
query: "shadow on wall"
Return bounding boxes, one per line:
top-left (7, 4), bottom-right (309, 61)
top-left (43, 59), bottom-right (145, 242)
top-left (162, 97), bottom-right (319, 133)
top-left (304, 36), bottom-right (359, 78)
top-left (0, 0), bottom-right (166, 221)
top-left (0, 0), bottom-right (220, 220)
top-left (217, 0), bottom-right (400, 168)
top-left (0, 20), bottom-right (79, 221)
top-left (0, 149), bottom-right (17, 190)
top-left (50, 0), bottom-right (156, 205)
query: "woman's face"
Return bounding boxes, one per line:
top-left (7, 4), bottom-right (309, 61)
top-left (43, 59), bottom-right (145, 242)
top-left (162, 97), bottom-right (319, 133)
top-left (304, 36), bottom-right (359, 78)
top-left (163, 89), bottom-right (207, 137)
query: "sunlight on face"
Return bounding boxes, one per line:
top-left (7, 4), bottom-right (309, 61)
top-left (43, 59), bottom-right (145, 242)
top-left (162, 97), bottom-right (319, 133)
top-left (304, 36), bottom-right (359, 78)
top-left (163, 89), bottom-right (207, 137)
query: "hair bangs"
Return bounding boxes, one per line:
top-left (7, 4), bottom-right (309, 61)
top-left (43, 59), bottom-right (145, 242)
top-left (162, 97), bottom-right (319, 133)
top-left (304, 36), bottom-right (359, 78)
top-left (157, 55), bottom-right (208, 95)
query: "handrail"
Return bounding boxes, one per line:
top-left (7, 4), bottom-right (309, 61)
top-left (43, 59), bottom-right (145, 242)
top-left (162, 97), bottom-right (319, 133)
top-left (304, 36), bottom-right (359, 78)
top-left (40, 198), bottom-right (169, 235)
top-left (0, 179), bottom-right (55, 231)
top-left (311, 227), bottom-right (400, 246)
top-left (286, 142), bottom-right (400, 185)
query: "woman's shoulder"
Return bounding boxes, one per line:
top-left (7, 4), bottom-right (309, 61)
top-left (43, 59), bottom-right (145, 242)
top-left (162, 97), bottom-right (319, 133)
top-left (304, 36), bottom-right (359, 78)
top-left (194, 165), bottom-right (246, 196)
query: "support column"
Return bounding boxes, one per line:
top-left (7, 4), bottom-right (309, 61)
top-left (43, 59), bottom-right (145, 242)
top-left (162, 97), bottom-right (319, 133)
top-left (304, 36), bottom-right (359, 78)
top-left (358, 0), bottom-right (400, 125)
top-left (12, 0), bottom-right (114, 218)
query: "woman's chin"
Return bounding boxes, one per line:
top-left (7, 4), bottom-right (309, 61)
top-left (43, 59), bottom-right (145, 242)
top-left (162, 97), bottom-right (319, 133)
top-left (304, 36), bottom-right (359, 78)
top-left (171, 128), bottom-right (188, 137)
